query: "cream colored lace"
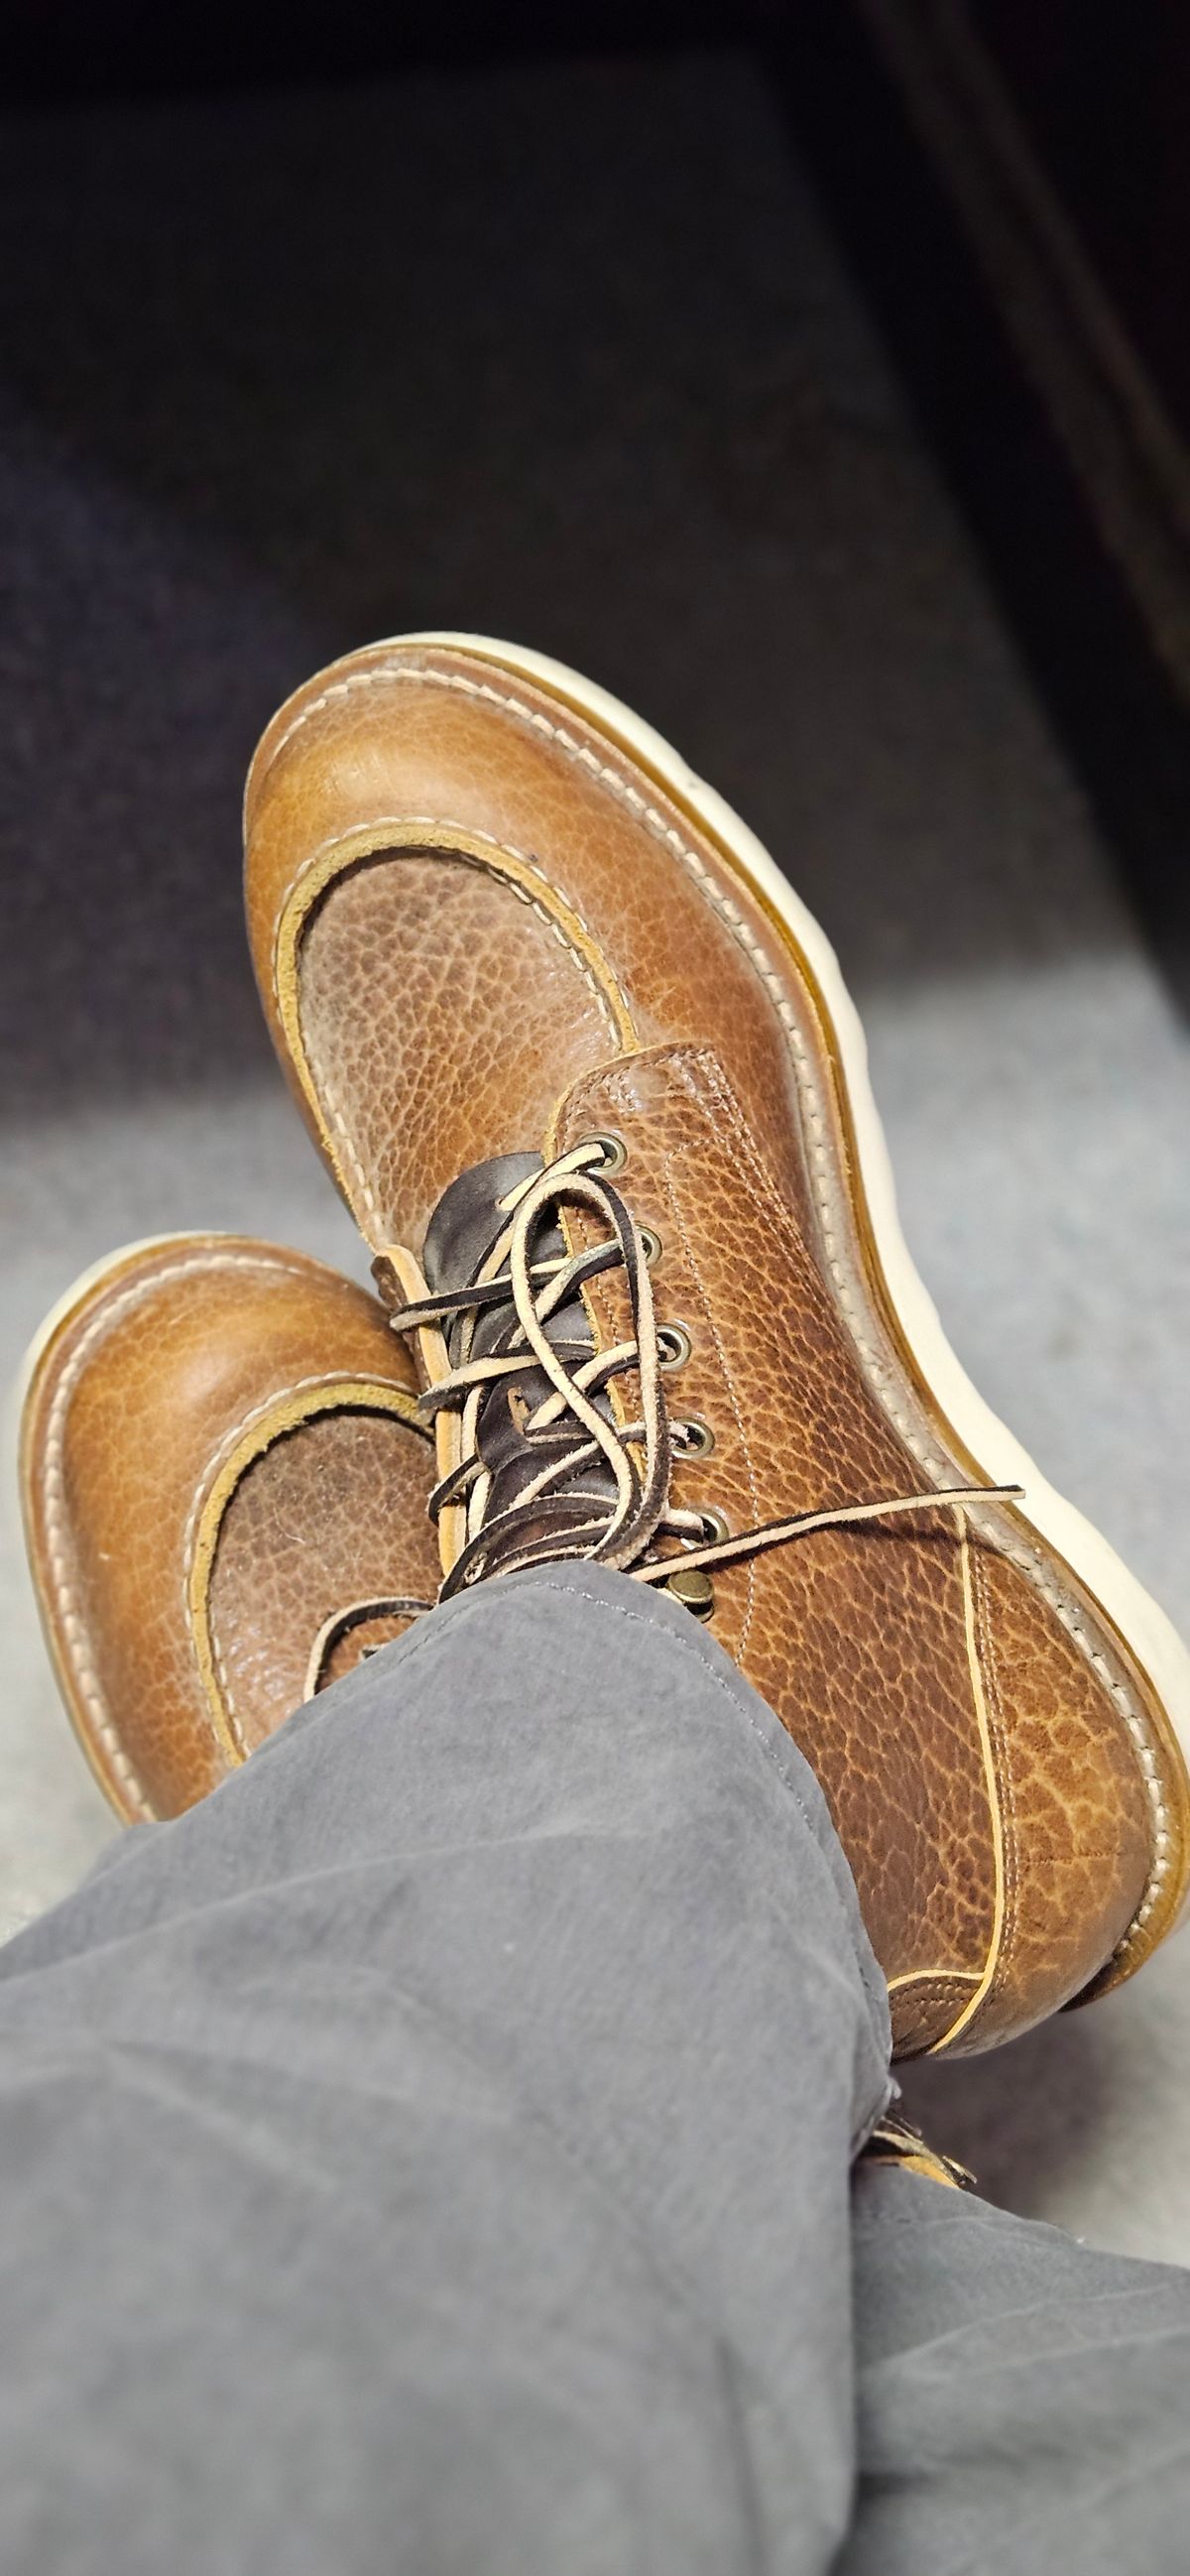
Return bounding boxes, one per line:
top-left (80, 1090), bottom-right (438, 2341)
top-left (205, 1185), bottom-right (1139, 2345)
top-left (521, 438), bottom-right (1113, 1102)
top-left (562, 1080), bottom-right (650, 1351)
top-left (383, 1138), bottom-right (1022, 1602)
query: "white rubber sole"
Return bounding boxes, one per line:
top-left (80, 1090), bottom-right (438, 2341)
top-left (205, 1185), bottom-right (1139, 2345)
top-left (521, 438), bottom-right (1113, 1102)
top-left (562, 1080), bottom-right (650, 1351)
top-left (376, 631), bottom-right (1190, 1788)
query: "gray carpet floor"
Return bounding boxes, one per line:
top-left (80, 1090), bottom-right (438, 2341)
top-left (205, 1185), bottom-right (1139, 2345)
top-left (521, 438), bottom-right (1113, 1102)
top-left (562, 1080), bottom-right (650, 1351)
top-left (2, 47), bottom-right (1188, 2260)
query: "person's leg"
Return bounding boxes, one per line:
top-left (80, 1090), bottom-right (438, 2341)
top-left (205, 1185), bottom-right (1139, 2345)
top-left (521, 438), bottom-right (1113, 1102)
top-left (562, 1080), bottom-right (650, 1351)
top-left (843, 2162), bottom-right (1190, 2576)
top-left (0, 1565), bottom-right (890, 2576)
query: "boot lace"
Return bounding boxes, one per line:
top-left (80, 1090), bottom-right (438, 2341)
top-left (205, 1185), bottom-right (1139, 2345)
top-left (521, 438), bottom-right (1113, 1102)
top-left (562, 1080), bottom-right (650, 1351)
top-left (378, 1137), bottom-right (1021, 1606)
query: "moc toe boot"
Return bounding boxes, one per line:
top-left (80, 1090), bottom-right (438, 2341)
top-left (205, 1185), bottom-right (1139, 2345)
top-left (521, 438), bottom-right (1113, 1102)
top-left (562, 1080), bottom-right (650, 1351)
top-left (243, 634), bottom-right (1190, 2054)
top-left (20, 1235), bottom-right (438, 1820)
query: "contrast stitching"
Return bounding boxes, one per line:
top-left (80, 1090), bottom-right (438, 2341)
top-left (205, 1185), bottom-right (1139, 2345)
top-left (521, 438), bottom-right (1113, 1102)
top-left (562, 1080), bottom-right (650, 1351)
top-left (920, 1523), bottom-right (1011, 2052)
top-left (886, 1968), bottom-right (981, 1992)
top-left (320, 1069), bottom-right (380, 1227)
top-left (181, 1371), bottom-right (414, 1763)
top-left (562, 1054), bottom-right (761, 1657)
top-left (264, 660), bottom-right (1170, 1952)
top-left (274, 822), bottom-right (626, 1226)
top-left (40, 1250), bottom-right (309, 1818)
top-left (974, 1545), bottom-right (1020, 1987)
top-left (665, 1174), bottom-right (762, 1661)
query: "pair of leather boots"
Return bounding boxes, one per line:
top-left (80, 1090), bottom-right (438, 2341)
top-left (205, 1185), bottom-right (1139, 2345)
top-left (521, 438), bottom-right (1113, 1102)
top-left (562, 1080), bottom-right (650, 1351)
top-left (21, 634), bottom-right (1190, 2062)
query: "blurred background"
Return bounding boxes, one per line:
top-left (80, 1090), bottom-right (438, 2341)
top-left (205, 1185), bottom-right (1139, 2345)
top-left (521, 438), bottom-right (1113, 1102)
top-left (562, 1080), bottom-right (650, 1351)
top-left (3, 5), bottom-right (1188, 2257)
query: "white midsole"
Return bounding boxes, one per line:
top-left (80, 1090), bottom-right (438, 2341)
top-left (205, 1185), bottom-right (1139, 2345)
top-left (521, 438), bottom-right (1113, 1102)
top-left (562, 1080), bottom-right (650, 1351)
top-left (384, 630), bottom-right (1190, 1771)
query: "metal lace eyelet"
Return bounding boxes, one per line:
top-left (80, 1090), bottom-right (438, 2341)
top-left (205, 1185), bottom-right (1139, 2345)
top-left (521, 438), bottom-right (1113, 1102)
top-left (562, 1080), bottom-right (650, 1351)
top-left (675, 1416), bottom-right (715, 1458)
top-left (666, 1564), bottom-right (716, 1620)
top-left (656, 1322), bottom-right (692, 1370)
top-left (639, 1226), bottom-right (662, 1268)
top-left (585, 1131), bottom-right (629, 1175)
top-left (699, 1507), bottom-right (731, 1544)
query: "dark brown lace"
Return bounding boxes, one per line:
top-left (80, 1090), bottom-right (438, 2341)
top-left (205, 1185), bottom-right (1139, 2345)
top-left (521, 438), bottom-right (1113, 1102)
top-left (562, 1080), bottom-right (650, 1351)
top-left (381, 1138), bottom-right (1022, 1602)
top-left (303, 1595), bottom-right (433, 1699)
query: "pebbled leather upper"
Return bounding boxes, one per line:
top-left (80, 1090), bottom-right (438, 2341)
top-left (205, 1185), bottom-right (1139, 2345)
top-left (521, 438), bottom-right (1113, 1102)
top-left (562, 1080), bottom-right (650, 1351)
top-left (21, 1237), bottom-right (439, 1820)
top-left (549, 1047), bottom-right (1155, 2049)
top-left (243, 640), bottom-right (1185, 2052)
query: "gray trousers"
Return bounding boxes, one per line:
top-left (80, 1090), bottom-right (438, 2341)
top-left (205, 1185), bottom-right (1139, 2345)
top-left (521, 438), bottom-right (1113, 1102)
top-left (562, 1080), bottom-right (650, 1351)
top-left (2, 1566), bottom-right (1188, 2574)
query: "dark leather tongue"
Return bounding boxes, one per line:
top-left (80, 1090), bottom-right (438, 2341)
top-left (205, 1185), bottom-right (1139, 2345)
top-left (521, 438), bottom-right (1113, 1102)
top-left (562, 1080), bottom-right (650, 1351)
top-left (421, 1148), bottom-right (595, 1365)
top-left (422, 1153), bottom-right (543, 1294)
top-left (419, 1149), bottom-right (614, 1527)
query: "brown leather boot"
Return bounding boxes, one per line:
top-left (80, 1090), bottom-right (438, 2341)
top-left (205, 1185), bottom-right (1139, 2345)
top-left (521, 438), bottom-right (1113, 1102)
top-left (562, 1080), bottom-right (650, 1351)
top-left (244, 633), bottom-right (1190, 2054)
top-left (20, 1236), bottom-right (439, 1820)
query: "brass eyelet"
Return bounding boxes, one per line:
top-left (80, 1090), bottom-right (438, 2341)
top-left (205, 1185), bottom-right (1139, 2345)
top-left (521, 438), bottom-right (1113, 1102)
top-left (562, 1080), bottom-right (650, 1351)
top-left (666, 1564), bottom-right (716, 1620)
top-left (675, 1416), bottom-right (715, 1458)
top-left (585, 1131), bottom-right (628, 1175)
top-left (639, 1226), bottom-right (662, 1268)
top-left (699, 1507), bottom-right (731, 1544)
top-left (657, 1322), bottom-right (692, 1370)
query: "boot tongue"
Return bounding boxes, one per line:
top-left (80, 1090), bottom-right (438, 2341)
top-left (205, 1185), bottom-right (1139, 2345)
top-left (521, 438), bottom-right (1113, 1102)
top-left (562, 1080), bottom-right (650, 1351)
top-left (418, 1148), bottom-right (613, 1531)
top-left (421, 1153), bottom-right (544, 1295)
top-left (420, 1147), bottom-right (597, 1372)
